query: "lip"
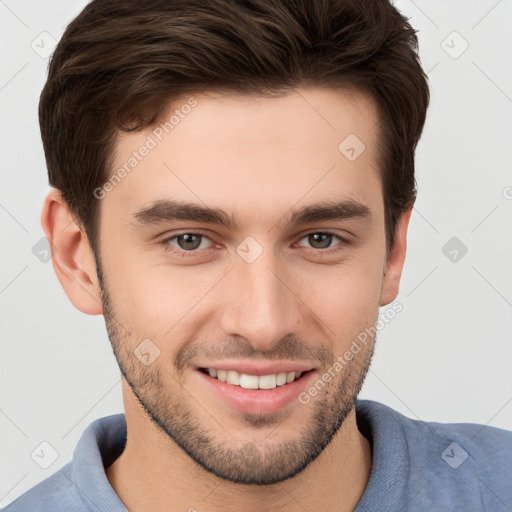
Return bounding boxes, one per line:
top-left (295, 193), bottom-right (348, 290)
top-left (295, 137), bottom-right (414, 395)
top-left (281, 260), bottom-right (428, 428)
top-left (193, 367), bottom-right (318, 415)
top-left (193, 360), bottom-right (315, 376)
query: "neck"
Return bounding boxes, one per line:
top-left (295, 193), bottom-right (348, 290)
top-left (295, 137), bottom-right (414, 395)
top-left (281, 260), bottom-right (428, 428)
top-left (106, 399), bottom-right (372, 512)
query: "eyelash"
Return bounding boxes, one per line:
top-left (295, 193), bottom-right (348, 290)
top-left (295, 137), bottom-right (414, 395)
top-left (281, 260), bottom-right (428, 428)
top-left (161, 231), bottom-right (349, 258)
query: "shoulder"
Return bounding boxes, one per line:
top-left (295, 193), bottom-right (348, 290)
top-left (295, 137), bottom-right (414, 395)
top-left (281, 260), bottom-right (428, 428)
top-left (402, 409), bottom-right (512, 510)
top-left (357, 398), bottom-right (512, 460)
top-left (3, 413), bottom-right (127, 512)
top-left (2, 463), bottom-right (88, 511)
top-left (356, 399), bottom-right (512, 511)
top-left (382, 401), bottom-right (512, 469)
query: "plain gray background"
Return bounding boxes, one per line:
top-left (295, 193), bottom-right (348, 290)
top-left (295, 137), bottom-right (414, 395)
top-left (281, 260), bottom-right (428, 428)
top-left (1, 0), bottom-right (511, 507)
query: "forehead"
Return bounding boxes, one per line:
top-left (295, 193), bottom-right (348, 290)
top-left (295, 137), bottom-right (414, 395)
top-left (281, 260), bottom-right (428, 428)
top-left (106, 87), bottom-right (383, 227)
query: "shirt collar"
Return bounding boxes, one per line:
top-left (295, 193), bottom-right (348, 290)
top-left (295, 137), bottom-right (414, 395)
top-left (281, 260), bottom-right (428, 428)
top-left (72, 413), bottom-right (127, 511)
top-left (354, 399), bottom-right (410, 510)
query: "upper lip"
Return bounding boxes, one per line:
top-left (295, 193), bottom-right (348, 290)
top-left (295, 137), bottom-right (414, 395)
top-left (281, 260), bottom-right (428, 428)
top-left (195, 360), bottom-right (316, 376)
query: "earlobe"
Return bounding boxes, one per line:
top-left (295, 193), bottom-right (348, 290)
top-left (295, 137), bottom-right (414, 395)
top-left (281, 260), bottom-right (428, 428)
top-left (379, 206), bottom-right (413, 307)
top-left (41, 189), bottom-right (103, 315)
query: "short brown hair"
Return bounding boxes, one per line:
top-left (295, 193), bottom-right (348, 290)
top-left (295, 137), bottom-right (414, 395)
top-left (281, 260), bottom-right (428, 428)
top-left (39, 0), bottom-right (430, 254)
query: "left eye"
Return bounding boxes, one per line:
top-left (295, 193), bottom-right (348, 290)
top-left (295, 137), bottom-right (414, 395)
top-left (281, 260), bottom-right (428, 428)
top-left (297, 232), bottom-right (344, 251)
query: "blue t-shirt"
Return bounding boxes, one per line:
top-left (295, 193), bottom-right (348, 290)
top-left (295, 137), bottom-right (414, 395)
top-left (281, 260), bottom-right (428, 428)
top-left (3, 399), bottom-right (512, 511)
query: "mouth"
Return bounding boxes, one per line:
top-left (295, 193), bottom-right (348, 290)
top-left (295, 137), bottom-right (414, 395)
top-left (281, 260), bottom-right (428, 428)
top-left (194, 366), bottom-right (317, 415)
top-left (198, 367), bottom-right (312, 390)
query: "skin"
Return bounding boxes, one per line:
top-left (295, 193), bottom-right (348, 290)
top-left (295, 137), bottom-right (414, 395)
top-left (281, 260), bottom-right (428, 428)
top-left (42, 86), bottom-right (412, 512)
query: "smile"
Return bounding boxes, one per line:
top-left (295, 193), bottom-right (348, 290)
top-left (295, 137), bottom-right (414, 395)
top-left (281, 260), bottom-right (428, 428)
top-left (199, 368), bottom-right (305, 389)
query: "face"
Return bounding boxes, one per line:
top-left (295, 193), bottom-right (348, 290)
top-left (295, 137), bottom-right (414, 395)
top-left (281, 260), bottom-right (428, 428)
top-left (95, 87), bottom-right (390, 485)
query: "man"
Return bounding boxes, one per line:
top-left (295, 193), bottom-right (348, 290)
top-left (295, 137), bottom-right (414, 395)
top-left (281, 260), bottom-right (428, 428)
top-left (5, 0), bottom-right (511, 510)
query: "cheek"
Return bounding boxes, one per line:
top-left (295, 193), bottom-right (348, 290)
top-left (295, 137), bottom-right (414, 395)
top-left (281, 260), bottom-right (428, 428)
top-left (101, 249), bottom-right (222, 339)
top-left (312, 269), bottom-right (382, 331)
top-left (302, 246), bottom-right (385, 302)
top-left (295, 251), bottom-right (385, 344)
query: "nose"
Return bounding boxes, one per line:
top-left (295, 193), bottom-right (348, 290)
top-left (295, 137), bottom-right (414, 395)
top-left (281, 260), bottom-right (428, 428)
top-left (219, 246), bottom-right (302, 352)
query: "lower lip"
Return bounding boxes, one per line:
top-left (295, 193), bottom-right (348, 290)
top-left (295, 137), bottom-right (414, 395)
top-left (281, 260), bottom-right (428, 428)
top-left (194, 369), bottom-right (317, 415)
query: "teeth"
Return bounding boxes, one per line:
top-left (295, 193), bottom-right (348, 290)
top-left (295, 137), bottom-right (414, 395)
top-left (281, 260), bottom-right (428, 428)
top-left (259, 374), bottom-right (277, 389)
top-left (239, 373), bottom-right (259, 389)
top-left (205, 369), bottom-right (305, 389)
top-left (226, 370), bottom-right (240, 385)
top-left (276, 372), bottom-right (287, 386)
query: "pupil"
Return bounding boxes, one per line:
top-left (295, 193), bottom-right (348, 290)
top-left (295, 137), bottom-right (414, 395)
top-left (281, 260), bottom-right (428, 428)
top-left (180, 234), bottom-right (201, 250)
top-left (311, 233), bottom-right (331, 249)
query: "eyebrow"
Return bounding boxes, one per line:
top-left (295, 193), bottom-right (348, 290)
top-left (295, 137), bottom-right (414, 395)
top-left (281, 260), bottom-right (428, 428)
top-left (131, 198), bottom-right (371, 230)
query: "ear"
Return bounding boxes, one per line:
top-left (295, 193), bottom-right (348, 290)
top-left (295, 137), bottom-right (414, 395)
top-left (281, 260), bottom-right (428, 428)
top-left (379, 206), bottom-right (413, 307)
top-left (41, 189), bottom-right (103, 315)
